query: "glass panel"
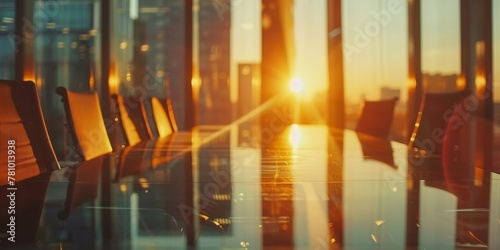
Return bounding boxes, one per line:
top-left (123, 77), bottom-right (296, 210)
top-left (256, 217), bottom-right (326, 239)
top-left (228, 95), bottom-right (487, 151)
top-left (196, 0), bottom-right (231, 125)
top-left (34, 0), bottom-right (101, 157)
top-left (342, 0), bottom-right (408, 142)
top-left (230, 0), bottom-right (261, 122)
top-left (112, 0), bottom-right (186, 130)
top-left (493, 0), bottom-right (500, 174)
top-left (293, 0), bottom-right (328, 123)
top-left (0, 0), bottom-right (15, 80)
top-left (421, 0), bottom-right (461, 92)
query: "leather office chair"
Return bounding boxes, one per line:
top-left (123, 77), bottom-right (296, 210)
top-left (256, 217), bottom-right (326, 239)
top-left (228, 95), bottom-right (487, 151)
top-left (408, 90), bottom-right (470, 166)
top-left (355, 97), bottom-right (398, 139)
top-left (56, 87), bottom-right (113, 161)
top-left (150, 97), bottom-right (175, 138)
top-left (58, 156), bottom-right (104, 220)
top-left (165, 98), bottom-right (179, 132)
top-left (0, 80), bottom-right (60, 245)
top-left (0, 80), bottom-right (60, 183)
top-left (111, 94), bottom-right (153, 146)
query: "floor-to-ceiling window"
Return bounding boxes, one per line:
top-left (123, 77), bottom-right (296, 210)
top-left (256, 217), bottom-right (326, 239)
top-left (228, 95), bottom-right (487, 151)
top-left (421, 0), bottom-right (461, 92)
top-left (418, 1), bottom-right (463, 248)
top-left (0, 0), bottom-right (15, 80)
top-left (196, 0), bottom-right (231, 125)
top-left (343, 0), bottom-right (408, 142)
top-left (293, 0), bottom-right (328, 123)
top-left (33, 0), bottom-right (101, 157)
top-left (112, 0), bottom-right (187, 130)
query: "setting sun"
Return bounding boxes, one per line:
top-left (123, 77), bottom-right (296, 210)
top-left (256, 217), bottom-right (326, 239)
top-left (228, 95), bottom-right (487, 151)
top-left (290, 77), bottom-right (304, 93)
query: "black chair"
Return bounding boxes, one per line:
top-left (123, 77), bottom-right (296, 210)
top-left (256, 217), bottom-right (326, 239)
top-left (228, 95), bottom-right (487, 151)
top-left (56, 87), bottom-right (113, 161)
top-left (0, 80), bottom-right (60, 245)
top-left (355, 97), bottom-right (398, 139)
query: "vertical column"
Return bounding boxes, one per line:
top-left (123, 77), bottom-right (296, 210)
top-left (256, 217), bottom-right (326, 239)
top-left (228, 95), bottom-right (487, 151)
top-left (185, 0), bottom-right (194, 130)
top-left (184, 0), bottom-right (195, 246)
top-left (14, 0), bottom-right (34, 81)
top-left (100, 0), bottom-right (112, 247)
top-left (459, 0), bottom-right (493, 245)
top-left (406, 0), bottom-right (421, 247)
top-left (326, 0), bottom-right (344, 128)
top-left (407, 0), bottom-right (422, 136)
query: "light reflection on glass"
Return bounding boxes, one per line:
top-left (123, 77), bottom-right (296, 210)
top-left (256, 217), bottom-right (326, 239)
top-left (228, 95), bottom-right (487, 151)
top-left (288, 124), bottom-right (301, 149)
top-left (291, 125), bottom-right (329, 248)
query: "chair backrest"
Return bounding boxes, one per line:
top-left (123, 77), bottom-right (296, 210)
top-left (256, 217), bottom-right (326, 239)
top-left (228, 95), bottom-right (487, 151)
top-left (355, 97), bottom-right (398, 139)
top-left (56, 87), bottom-right (113, 161)
top-left (111, 94), bottom-right (152, 146)
top-left (151, 97), bottom-right (174, 138)
top-left (165, 98), bottom-right (179, 132)
top-left (409, 90), bottom-right (470, 157)
top-left (58, 156), bottom-right (104, 220)
top-left (0, 80), bottom-right (60, 185)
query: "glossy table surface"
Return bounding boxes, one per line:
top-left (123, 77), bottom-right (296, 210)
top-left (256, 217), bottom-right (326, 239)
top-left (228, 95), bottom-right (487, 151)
top-left (2, 122), bottom-right (499, 249)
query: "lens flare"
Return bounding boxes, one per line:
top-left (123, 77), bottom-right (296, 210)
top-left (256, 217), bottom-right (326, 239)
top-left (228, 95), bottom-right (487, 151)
top-left (290, 77), bottom-right (304, 93)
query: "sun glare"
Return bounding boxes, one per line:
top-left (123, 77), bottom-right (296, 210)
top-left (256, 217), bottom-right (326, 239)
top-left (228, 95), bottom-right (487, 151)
top-left (290, 77), bottom-right (304, 93)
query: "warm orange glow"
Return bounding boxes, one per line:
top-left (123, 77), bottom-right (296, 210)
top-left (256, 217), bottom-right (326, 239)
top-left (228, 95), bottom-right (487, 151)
top-left (476, 76), bottom-right (486, 89)
top-left (290, 77), bottom-right (304, 93)
top-left (474, 166), bottom-right (484, 187)
top-left (456, 75), bottom-right (466, 90)
top-left (89, 67), bottom-right (95, 91)
top-left (23, 67), bottom-right (35, 83)
top-left (408, 77), bottom-right (416, 90)
top-left (109, 63), bottom-right (119, 94)
top-left (475, 41), bottom-right (486, 95)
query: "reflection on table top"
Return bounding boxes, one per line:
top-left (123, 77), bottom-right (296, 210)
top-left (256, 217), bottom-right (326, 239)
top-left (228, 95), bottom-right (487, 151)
top-left (2, 124), bottom-right (499, 249)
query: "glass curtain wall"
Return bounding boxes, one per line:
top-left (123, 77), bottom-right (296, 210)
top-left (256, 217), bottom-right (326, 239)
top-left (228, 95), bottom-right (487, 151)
top-left (0, 0), bottom-right (15, 80)
top-left (421, 0), bottom-right (461, 92)
top-left (33, 0), bottom-right (101, 157)
top-left (293, 0), bottom-right (328, 123)
top-left (112, 0), bottom-right (186, 130)
top-left (342, 0), bottom-right (408, 142)
top-left (196, 0), bottom-right (231, 125)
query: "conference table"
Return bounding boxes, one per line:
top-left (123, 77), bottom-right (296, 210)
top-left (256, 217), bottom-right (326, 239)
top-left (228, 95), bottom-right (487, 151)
top-left (2, 119), bottom-right (500, 249)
